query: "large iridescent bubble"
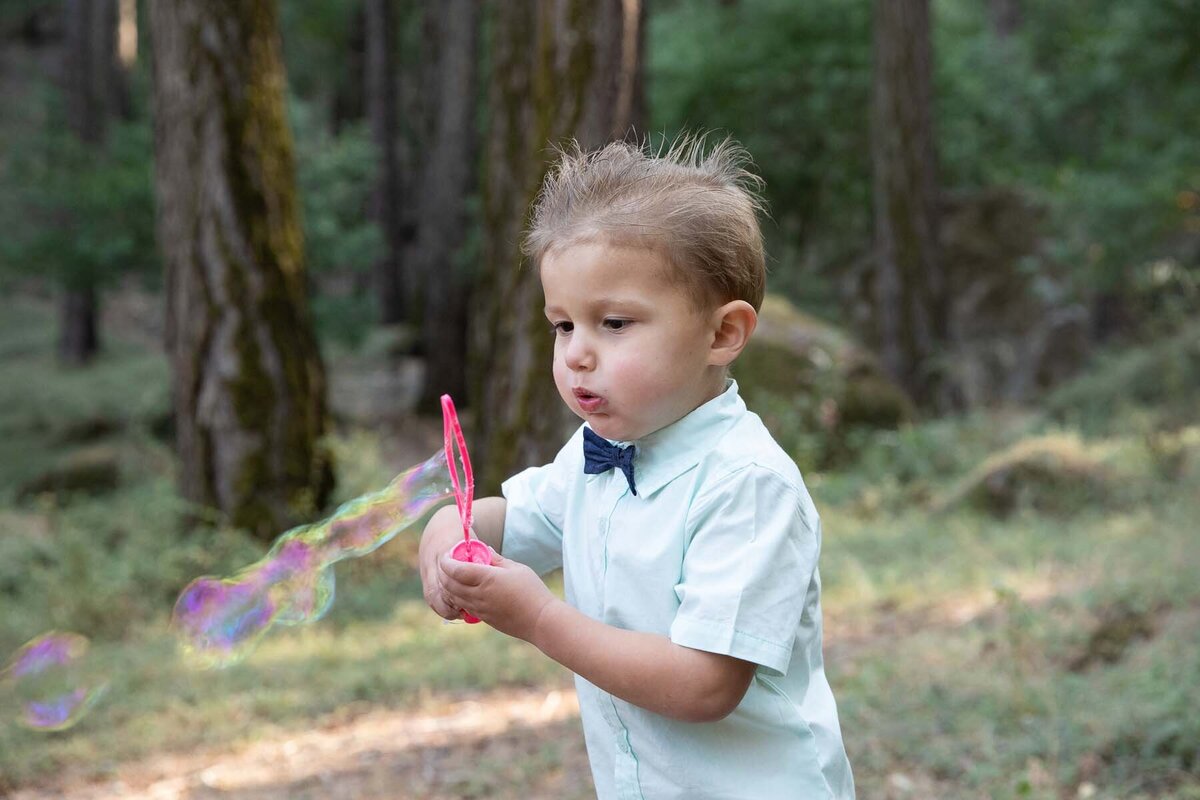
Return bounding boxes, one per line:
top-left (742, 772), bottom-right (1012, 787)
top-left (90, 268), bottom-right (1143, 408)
top-left (0, 631), bottom-right (108, 731)
top-left (171, 448), bottom-right (454, 667)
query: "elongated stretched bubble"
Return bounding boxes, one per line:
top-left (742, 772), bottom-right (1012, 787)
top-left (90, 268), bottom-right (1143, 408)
top-left (171, 449), bottom-right (453, 667)
top-left (0, 632), bottom-right (108, 731)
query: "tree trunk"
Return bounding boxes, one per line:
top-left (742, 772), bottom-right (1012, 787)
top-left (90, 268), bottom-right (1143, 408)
top-left (870, 0), bottom-right (948, 409)
top-left (986, 0), bottom-right (1021, 39)
top-left (58, 285), bottom-right (99, 364)
top-left (150, 0), bottom-right (334, 539)
top-left (365, 0), bottom-right (407, 325)
top-left (473, 0), bottom-right (643, 491)
top-left (60, 0), bottom-right (123, 365)
top-left (415, 0), bottom-right (479, 409)
top-left (332, 3), bottom-right (366, 133)
top-left (619, 0), bottom-right (648, 141)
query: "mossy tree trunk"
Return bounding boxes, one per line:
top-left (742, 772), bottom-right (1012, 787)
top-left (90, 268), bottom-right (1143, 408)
top-left (870, 0), bottom-right (950, 409)
top-left (415, 0), bottom-right (479, 409)
top-left (59, 0), bottom-right (123, 366)
top-left (472, 0), bottom-right (643, 492)
top-left (150, 0), bottom-right (333, 539)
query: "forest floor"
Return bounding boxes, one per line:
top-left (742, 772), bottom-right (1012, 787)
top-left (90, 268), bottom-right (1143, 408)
top-left (6, 596), bottom-right (969, 800)
top-left (7, 688), bottom-right (593, 800)
top-left (3, 287), bottom-right (1200, 800)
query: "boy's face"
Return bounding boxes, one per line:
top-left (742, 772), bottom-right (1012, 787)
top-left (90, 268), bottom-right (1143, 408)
top-left (541, 240), bottom-right (725, 442)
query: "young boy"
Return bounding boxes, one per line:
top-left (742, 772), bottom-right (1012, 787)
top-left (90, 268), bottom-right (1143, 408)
top-left (419, 137), bottom-right (855, 799)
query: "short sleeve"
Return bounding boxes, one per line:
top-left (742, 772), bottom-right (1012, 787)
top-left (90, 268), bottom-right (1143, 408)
top-left (499, 429), bottom-right (580, 575)
top-left (669, 464), bottom-right (820, 676)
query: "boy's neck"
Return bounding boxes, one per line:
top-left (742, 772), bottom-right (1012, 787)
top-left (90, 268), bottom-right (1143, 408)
top-left (643, 368), bottom-right (730, 441)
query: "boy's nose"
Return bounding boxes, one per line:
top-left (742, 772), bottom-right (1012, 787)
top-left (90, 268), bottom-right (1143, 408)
top-left (564, 332), bottom-right (595, 371)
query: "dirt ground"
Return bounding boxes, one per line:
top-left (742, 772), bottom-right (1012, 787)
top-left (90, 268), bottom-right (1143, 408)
top-left (9, 689), bottom-right (595, 800)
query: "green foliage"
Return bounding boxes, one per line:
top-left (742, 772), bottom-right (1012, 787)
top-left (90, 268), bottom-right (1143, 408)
top-left (935, 0), bottom-right (1200, 296)
top-left (0, 482), bottom-right (265, 648)
top-left (1045, 321), bottom-right (1200, 434)
top-left (291, 99), bottom-right (384, 348)
top-left (649, 0), bottom-right (1200, 322)
top-left (0, 0), bottom-right (53, 36)
top-left (648, 0), bottom-right (873, 303)
top-left (0, 109), bottom-right (158, 291)
top-left (280, 0), bottom-right (358, 103)
top-left (292, 101), bottom-right (384, 279)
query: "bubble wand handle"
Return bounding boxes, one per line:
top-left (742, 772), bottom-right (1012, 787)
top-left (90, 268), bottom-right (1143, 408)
top-left (441, 394), bottom-right (491, 624)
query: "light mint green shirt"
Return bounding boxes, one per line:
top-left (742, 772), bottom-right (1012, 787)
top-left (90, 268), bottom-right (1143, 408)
top-left (502, 380), bottom-right (855, 800)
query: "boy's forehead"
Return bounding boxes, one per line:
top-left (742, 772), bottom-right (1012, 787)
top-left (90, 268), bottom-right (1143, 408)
top-left (543, 291), bottom-right (656, 314)
top-left (538, 235), bottom-right (726, 315)
top-left (541, 265), bottom-right (693, 316)
top-left (541, 240), bottom-right (683, 292)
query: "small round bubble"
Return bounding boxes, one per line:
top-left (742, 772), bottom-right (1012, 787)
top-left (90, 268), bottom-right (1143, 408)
top-left (1, 631), bottom-right (107, 731)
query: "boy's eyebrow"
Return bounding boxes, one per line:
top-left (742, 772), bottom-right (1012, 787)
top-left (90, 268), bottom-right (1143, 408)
top-left (544, 296), bottom-right (654, 316)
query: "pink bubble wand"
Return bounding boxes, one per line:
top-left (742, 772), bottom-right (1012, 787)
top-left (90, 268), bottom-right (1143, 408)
top-left (441, 394), bottom-right (492, 623)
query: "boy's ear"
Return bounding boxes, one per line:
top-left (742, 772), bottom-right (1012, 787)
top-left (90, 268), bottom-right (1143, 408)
top-left (707, 300), bottom-right (758, 367)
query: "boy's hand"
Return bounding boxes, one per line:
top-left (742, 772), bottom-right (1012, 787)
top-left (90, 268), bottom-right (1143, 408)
top-left (438, 552), bottom-right (556, 642)
top-left (418, 506), bottom-right (469, 620)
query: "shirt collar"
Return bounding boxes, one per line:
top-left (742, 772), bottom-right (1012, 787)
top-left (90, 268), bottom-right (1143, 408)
top-left (587, 379), bottom-right (744, 499)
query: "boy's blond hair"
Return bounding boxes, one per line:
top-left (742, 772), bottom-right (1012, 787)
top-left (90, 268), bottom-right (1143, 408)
top-left (522, 134), bottom-right (768, 312)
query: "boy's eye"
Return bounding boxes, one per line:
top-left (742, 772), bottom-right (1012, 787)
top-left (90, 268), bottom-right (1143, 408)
top-left (603, 318), bottom-right (631, 331)
top-left (551, 321), bottom-right (574, 335)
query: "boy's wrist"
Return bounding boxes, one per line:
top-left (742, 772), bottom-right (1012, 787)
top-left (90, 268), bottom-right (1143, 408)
top-left (530, 596), bottom-right (567, 654)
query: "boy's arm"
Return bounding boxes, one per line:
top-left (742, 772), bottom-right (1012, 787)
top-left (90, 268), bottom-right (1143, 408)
top-left (439, 554), bottom-right (757, 722)
top-left (418, 497), bottom-right (506, 620)
top-left (534, 597), bottom-right (758, 723)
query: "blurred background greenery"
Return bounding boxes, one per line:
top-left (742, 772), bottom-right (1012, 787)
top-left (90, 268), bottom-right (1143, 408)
top-left (0, 0), bottom-right (1198, 798)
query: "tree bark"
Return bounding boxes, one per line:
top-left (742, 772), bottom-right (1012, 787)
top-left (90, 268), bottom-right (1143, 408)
top-left (332, 3), bottom-right (366, 133)
top-left (870, 0), bottom-right (948, 409)
top-left (58, 284), bottom-right (99, 365)
top-left (473, 0), bottom-right (643, 491)
top-left (619, 0), bottom-right (648, 141)
top-left (365, 0), bottom-right (407, 325)
top-left (150, 0), bottom-right (334, 539)
top-left (60, 0), bottom-right (123, 365)
top-left (986, 0), bottom-right (1021, 39)
top-left (415, 0), bottom-right (479, 409)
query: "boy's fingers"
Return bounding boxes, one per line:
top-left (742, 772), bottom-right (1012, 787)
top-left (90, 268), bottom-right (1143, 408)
top-left (439, 553), bottom-right (491, 586)
top-left (422, 574), bottom-right (460, 620)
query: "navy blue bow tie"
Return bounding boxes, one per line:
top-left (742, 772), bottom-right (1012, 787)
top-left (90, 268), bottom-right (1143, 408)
top-left (583, 427), bottom-right (638, 496)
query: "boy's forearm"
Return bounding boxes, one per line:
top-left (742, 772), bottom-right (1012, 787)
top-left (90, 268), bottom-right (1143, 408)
top-left (422, 497), bottom-right (506, 554)
top-left (469, 496), bottom-right (506, 550)
top-left (531, 599), bottom-right (754, 723)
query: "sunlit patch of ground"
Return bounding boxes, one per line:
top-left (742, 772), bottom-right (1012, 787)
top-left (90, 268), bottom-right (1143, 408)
top-left (10, 688), bottom-right (592, 800)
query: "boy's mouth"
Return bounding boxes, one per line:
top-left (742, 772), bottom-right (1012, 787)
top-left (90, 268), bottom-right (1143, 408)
top-left (573, 388), bottom-right (604, 412)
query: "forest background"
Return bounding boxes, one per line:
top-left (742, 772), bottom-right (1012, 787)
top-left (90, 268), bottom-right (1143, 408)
top-left (0, 0), bottom-right (1198, 798)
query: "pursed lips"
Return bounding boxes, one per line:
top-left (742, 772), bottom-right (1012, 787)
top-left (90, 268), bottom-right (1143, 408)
top-left (573, 387), bottom-right (604, 411)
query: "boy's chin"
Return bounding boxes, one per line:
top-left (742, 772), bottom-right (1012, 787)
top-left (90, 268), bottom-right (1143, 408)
top-left (578, 414), bottom-right (627, 442)
top-left (587, 417), bottom-right (653, 443)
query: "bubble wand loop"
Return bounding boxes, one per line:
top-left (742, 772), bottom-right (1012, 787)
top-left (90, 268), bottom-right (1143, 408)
top-left (440, 394), bottom-right (492, 624)
top-left (441, 394), bottom-right (474, 540)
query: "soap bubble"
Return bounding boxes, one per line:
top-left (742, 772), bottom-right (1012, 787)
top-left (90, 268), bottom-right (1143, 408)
top-left (171, 448), bottom-right (453, 667)
top-left (1, 631), bottom-right (108, 731)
